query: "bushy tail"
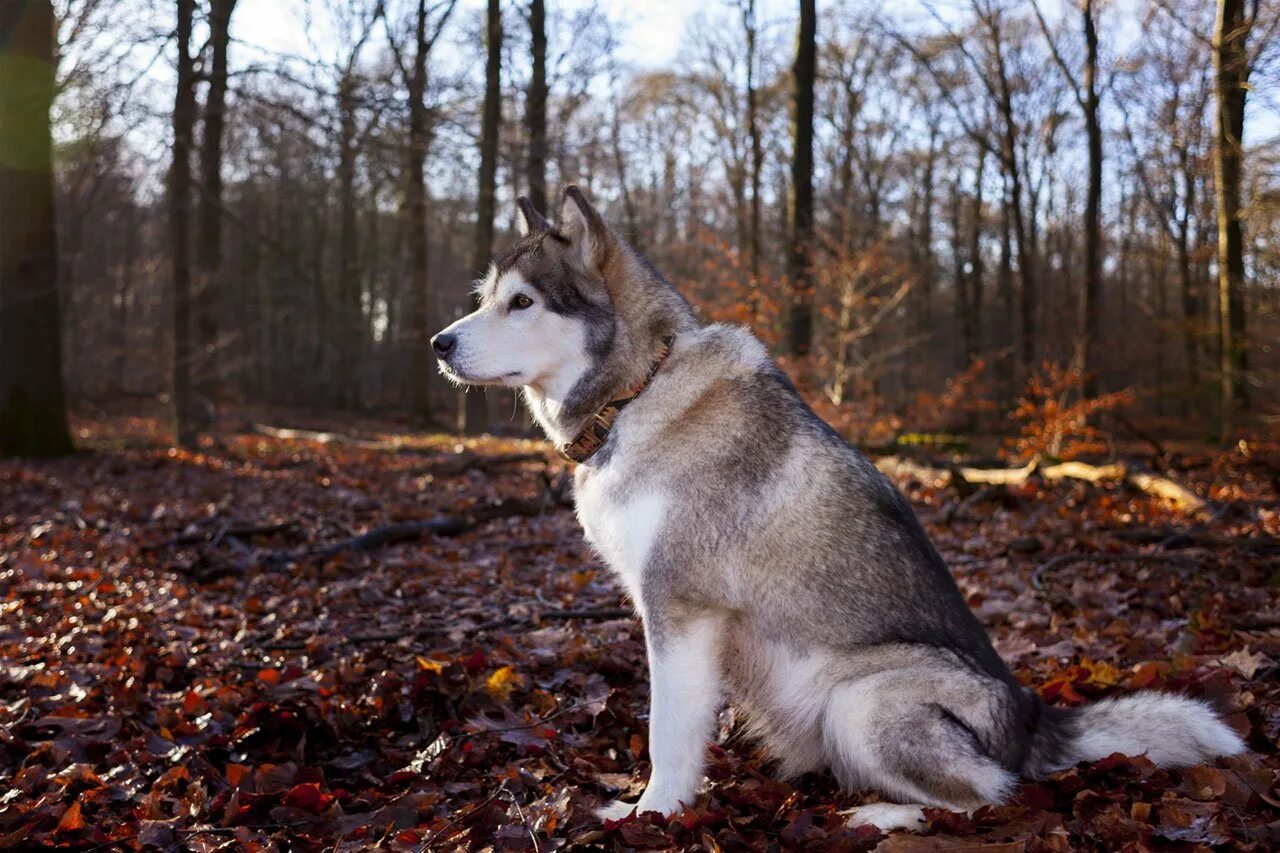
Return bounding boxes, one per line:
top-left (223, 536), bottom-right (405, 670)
top-left (1025, 692), bottom-right (1246, 778)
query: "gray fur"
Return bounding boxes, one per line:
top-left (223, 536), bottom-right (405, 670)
top-left (434, 187), bottom-right (1245, 827)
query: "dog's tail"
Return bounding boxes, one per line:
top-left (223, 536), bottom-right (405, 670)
top-left (1023, 692), bottom-right (1245, 778)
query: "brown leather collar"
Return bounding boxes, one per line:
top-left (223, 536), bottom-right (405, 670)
top-left (557, 336), bottom-right (675, 464)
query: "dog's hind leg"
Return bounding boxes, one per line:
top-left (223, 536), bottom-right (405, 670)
top-left (597, 609), bottom-right (726, 821)
top-left (823, 669), bottom-right (1018, 832)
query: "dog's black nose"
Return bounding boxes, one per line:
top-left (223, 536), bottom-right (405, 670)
top-left (431, 333), bottom-right (456, 357)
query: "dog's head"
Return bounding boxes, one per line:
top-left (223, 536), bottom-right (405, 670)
top-left (431, 187), bottom-right (618, 397)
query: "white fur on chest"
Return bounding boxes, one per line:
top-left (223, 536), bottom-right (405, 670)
top-left (575, 470), bottom-right (666, 609)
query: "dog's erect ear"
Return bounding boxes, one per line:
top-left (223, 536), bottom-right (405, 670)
top-left (558, 185), bottom-right (607, 270)
top-left (515, 197), bottom-right (550, 236)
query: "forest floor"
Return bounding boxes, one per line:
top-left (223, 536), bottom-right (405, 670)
top-left (1, 412), bottom-right (1279, 851)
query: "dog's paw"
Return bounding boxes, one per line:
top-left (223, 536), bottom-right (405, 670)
top-left (840, 802), bottom-right (927, 832)
top-left (596, 800), bottom-right (639, 823)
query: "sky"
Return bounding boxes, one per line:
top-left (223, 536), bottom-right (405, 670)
top-left (231, 0), bottom-right (715, 72)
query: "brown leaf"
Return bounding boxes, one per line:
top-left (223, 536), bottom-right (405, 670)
top-left (57, 801), bottom-right (85, 832)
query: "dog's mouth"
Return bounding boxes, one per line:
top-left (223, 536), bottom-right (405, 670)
top-left (437, 360), bottom-right (523, 387)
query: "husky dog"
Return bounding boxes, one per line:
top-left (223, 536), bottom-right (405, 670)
top-left (432, 187), bottom-right (1245, 831)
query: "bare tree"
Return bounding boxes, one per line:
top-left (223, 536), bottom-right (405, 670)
top-left (386, 0), bottom-right (457, 423)
top-left (740, 0), bottom-right (764, 315)
top-left (170, 0), bottom-right (198, 448)
top-left (1213, 0), bottom-right (1254, 439)
top-left (786, 0), bottom-right (816, 356)
top-left (1032, 0), bottom-right (1102, 395)
top-left (195, 0), bottom-right (237, 428)
top-left (1117, 8), bottom-right (1212, 405)
top-left (526, 0), bottom-right (548, 214)
top-left (0, 0), bottom-right (74, 456)
top-left (465, 0), bottom-right (503, 434)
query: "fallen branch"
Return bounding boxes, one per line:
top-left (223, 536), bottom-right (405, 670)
top-left (1122, 470), bottom-right (1207, 515)
top-left (258, 607), bottom-right (634, 650)
top-left (1111, 527), bottom-right (1280, 553)
top-left (144, 519), bottom-right (300, 551)
top-left (251, 423), bottom-right (395, 450)
top-left (407, 451), bottom-right (545, 478)
top-left (299, 474), bottom-right (572, 563)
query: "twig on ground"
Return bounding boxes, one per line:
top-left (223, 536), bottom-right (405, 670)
top-left (1031, 551), bottom-right (1198, 591)
top-left (540, 608), bottom-right (634, 621)
top-left (143, 519), bottom-right (300, 550)
top-left (251, 423), bottom-right (393, 449)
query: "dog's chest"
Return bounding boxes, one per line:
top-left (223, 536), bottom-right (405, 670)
top-left (574, 466), bottom-right (665, 607)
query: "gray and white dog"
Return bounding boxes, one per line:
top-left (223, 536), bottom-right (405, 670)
top-left (432, 187), bottom-right (1244, 831)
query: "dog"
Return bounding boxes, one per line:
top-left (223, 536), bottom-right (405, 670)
top-left (431, 186), bottom-right (1245, 831)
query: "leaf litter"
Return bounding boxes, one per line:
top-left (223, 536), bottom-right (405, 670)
top-left (1, 417), bottom-right (1277, 850)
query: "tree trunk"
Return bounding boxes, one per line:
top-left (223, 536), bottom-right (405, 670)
top-left (170, 0), bottom-right (199, 449)
top-left (338, 76), bottom-right (360, 410)
top-left (968, 145), bottom-right (986, 364)
top-left (744, 0), bottom-right (763, 323)
top-left (1000, 106), bottom-right (1034, 376)
top-left (195, 0), bottom-right (237, 428)
top-left (786, 0), bottom-right (816, 356)
top-left (988, 11), bottom-right (1035, 375)
top-left (918, 126), bottom-right (937, 330)
top-left (465, 0), bottom-right (502, 434)
top-left (1213, 0), bottom-right (1250, 441)
top-left (407, 0), bottom-right (432, 423)
top-left (950, 173), bottom-right (967, 371)
top-left (998, 168), bottom-right (1016, 398)
top-left (1175, 141), bottom-right (1203, 400)
top-left (526, 0), bottom-right (548, 214)
top-left (1080, 0), bottom-right (1102, 396)
top-left (0, 0), bottom-right (74, 457)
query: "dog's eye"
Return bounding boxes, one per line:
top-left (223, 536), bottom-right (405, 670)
top-left (509, 293), bottom-right (534, 311)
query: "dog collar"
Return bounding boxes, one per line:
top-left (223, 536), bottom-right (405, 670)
top-left (557, 336), bottom-right (675, 465)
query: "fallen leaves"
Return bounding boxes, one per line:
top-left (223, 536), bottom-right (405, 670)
top-left (0, 416), bottom-right (1277, 849)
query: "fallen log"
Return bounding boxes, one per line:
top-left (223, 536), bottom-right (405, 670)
top-left (875, 456), bottom-right (1209, 517)
top-left (873, 456), bottom-right (952, 486)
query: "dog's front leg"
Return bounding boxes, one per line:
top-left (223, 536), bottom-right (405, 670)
top-left (598, 609), bottom-right (724, 821)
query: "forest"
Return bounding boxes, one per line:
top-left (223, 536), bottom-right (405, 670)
top-left (1, 0), bottom-right (1278, 849)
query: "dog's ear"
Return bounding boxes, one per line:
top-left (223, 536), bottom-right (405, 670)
top-left (515, 197), bottom-right (550, 236)
top-left (558, 185), bottom-right (607, 270)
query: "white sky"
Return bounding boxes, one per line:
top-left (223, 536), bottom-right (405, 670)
top-left (231, 0), bottom-right (714, 71)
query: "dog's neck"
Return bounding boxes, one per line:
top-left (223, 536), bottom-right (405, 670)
top-left (523, 335), bottom-right (666, 449)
